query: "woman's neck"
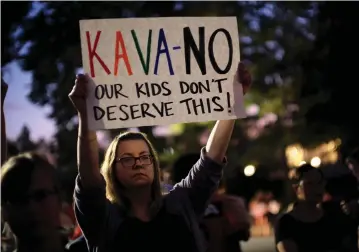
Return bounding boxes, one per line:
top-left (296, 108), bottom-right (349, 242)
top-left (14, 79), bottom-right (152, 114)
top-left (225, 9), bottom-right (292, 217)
top-left (127, 187), bottom-right (152, 221)
top-left (16, 232), bottom-right (63, 252)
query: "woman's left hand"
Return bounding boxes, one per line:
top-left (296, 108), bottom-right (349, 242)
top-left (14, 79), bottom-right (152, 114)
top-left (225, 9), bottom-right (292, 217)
top-left (235, 62), bottom-right (252, 95)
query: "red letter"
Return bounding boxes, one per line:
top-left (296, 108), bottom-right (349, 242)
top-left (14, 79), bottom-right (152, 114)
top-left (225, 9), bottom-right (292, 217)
top-left (114, 31), bottom-right (133, 76)
top-left (86, 31), bottom-right (111, 77)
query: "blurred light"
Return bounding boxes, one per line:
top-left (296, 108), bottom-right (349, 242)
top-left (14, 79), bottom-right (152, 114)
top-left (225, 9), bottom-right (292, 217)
top-left (199, 129), bottom-right (210, 145)
top-left (335, 138), bottom-right (342, 146)
top-left (128, 127), bottom-right (140, 133)
top-left (265, 113), bottom-right (278, 123)
top-left (153, 126), bottom-right (171, 137)
top-left (164, 147), bottom-right (174, 154)
top-left (310, 157), bottom-right (321, 168)
top-left (299, 161), bottom-right (306, 166)
top-left (287, 139), bottom-right (340, 169)
top-left (268, 200), bottom-right (281, 214)
top-left (327, 141), bottom-right (336, 151)
top-left (244, 165), bottom-right (256, 176)
top-left (96, 131), bottom-right (111, 148)
top-left (285, 144), bottom-right (304, 168)
top-left (246, 104), bottom-right (260, 116)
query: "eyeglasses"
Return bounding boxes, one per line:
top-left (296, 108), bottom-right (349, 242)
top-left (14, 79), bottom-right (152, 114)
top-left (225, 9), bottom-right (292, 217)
top-left (7, 188), bottom-right (58, 206)
top-left (116, 155), bottom-right (153, 168)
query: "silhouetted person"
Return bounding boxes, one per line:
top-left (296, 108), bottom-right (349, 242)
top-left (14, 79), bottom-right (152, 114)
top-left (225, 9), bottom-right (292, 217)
top-left (1, 153), bottom-right (88, 252)
top-left (275, 164), bottom-right (354, 252)
top-left (322, 175), bottom-right (358, 252)
top-left (1, 152), bottom-right (65, 252)
top-left (345, 148), bottom-right (359, 219)
top-left (1, 80), bottom-right (86, 252)
top-left (345, 147), bottom-right (359, 249)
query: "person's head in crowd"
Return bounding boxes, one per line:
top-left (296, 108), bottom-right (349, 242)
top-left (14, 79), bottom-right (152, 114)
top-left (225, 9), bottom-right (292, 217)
top-left (101, 131), bottom-right (162, 212)
top-left (1, 152), bottom-right (61, 241)
top-left (171, 153), bottom-right (200, 184)
top-left (346, 147), bottom-right (359, 180)
top-left (289, 164), bottom-right (326, 204)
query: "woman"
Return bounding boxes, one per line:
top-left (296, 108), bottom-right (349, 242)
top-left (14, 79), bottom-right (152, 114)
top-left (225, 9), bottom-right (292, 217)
top-left (275, 164), bottom-right (353, 252)
top-left (68, 63), bottom-right (251, 252)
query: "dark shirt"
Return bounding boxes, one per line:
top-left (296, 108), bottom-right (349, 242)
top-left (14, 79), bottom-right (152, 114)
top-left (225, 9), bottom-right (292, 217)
top-left (114, 203), bottom-right (196, 252)
top-left (74, 147), bottom-right (226, 252)
top-left (322, 201), bottom-right (358, 252)
top-left (274, 213), bottom-right (340, 252)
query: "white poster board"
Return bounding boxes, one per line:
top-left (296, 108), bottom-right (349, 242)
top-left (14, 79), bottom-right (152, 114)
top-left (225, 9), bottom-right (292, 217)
top-left (79, 17), bottom-right (246, 130)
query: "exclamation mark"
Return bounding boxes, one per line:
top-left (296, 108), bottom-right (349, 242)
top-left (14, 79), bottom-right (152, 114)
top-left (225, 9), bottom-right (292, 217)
top-left (226, 92), bottom-right (231, 113)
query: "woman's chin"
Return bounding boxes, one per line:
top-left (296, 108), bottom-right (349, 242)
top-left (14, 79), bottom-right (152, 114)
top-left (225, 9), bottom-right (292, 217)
top-left (131, 178), bottom-right (152, 187)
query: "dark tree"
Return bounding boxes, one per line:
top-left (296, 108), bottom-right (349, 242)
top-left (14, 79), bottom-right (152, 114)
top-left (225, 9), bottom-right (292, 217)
top-left (301, 2), bottom-right (359, 154)
top-left (16, 125), bottom-right (36, 152)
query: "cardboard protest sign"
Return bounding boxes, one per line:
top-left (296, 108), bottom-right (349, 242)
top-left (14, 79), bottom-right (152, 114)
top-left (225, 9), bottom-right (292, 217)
top-left (79, 17), bottom-right (246, 130)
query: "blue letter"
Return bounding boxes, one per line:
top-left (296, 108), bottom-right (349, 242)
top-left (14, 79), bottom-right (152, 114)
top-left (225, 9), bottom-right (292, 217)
top-left (154, 29), bottom-right (174, 75)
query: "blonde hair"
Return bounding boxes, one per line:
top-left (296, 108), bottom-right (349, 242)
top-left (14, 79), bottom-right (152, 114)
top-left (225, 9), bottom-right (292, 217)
top-left (101, 132), bottom-right (162, 213)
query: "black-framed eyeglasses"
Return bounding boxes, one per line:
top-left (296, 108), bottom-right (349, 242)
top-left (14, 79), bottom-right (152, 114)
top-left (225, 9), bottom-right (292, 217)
top-left (7, 188), bottom-right (58, 206)
top-left (116, 155), bottom-right (153, 168)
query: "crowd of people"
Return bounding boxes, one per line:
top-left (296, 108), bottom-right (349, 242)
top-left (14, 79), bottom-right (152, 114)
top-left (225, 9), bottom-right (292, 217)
top-left (1, 62), bottom-right (358, 252)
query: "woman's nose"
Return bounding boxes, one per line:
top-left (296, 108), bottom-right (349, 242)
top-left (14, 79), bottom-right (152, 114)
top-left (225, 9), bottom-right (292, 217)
top-left (133, 159), bottom-right (143, 169)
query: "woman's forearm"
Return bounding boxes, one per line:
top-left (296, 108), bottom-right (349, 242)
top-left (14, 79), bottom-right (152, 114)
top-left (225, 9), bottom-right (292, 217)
top-left (78, 114), bottom-right (101, 188)
top-left (205, 120), bottom-right (235, 163)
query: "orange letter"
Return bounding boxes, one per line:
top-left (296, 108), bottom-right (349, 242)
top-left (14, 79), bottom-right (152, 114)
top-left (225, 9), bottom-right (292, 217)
top-left (114, 31), bottom-right (133, 76)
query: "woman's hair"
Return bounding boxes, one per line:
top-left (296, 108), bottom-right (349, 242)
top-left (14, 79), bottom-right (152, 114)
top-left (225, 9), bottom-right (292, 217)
top-left (1, 152), bottom-right (59, 206)
top-left (101, 131), bottom-right (162, 212)
top-left (288, 164), bottom-right (324, 185)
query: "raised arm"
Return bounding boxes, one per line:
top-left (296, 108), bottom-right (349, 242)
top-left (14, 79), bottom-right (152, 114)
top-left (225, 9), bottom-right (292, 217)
top-left (69, 74), bottom-right (101, 187)
top-left (174, 120), bottom-right (233, 215)
top-left (77, 112), bottom-right (101, 187)
top-left (69, 74), bottom-right (107, 246)
top-left (174, 63), bottom-right (252, 215)
top-left (206, 120), bottom-right (235, 162)
top-left (1, 79), bottom-right (8, 166)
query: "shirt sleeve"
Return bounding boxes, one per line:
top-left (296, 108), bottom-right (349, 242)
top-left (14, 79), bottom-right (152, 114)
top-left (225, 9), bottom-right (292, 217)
top-left (73, 174), bottom-right (109, 246)
top-left (173, 147), bottom-right (226, 215)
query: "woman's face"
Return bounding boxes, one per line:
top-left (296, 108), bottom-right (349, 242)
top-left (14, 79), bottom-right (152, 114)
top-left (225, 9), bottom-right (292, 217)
top-left (296, 169), bottom-right (325, 203)
top-left (115, 139), bottom-right (155, 189)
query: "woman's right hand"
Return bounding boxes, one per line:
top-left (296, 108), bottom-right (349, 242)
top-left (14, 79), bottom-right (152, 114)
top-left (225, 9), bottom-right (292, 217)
top-left (69, 74), bottom-right (90, 117)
